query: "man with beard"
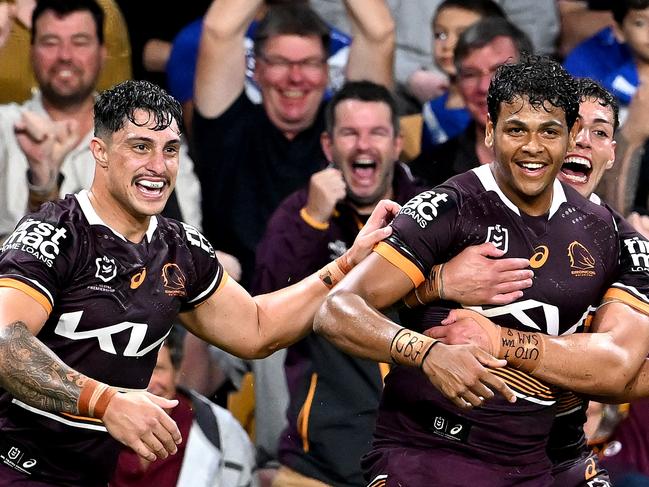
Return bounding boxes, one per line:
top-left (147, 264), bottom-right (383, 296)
top-left (0, 0), bottom-right (201, 240)
top-left (192, 0), bottom-right (395, 288)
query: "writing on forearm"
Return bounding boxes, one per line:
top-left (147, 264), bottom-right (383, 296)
top-left (390, 327), bottom-right (437, 369)
top-left (0, 321), bottom-right (85, 414)
top-left (499, 328), bottom-right (543, 373)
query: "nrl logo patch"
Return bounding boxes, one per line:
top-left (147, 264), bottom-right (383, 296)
top-left (95, 255), bottom-right (118, 283)
top-left (486, 224), bottom-right (509, 254)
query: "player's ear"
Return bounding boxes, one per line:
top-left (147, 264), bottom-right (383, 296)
top-left (321, 130), bottom-right (334, 163)
top-left (90, 137), bottom-right (109, 168)
top-left (485, 115), bottom-right (494, 149)
top-left (605, 139), bottom-right (616, 170)
top-left (567, 118), bottom-right (581, 152)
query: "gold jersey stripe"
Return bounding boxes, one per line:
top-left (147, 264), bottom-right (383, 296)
top-left (491, 369), bottom-right (557, 399)
top-left (374, 242), bottom-right (425, 287)
top-left (603, 288), bottom-right (649, 316)
top-left (492, 367), bottom-right (555, 394)
top-left (0, 277), bottom-right (52, 315)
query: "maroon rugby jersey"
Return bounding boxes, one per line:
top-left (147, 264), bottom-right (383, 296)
top-left (0, 191), bottom-right (226, 486)
top-left (371, 164), bottom-right (647, 472)
top-left (549, 197), bottom-right (649, 474)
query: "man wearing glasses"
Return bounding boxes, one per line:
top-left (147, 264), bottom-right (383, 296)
top-left (192, 0), bottom-right (395, 289)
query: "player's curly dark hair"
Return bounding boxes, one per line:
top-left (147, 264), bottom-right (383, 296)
top-left (94, 80), bottom-right (183, 138)
top-left (575, 77), bottom-right (620, 132)
top-left (487, 55), bottom-right (579, 129)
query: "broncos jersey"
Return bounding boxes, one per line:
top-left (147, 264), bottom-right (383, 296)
top-left (0, 191), bottom-right (226, 486)
top-left (548, 196), bottom-right (649, 479)
top-left (372, 164), bottom-right (649, 470)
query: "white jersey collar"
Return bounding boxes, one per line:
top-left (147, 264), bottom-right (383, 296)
top-left (75, 190), bottom-right (158, 243)
top-left (473, 163), bottom-right (567, 219)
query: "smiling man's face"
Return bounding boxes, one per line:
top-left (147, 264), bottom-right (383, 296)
top-left (558, 97), bottom-right (616, 198)
top-left (321, 99), bottom-right (402, 212)
top-left (487, 96), bottom-right (577, 215)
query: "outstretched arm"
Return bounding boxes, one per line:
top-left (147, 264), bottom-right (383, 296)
top-left (180, 200), bottom-right (399, 359)
top-left (428, 302), bottom-right (649, 397)
top-left (344, 0), bottom-right (395, 88)
top-left (0, 287), bottom-right (180, 462)
top-left (313, 251), bottom-right (516, 410)
top-left (194, 0), bottom-right (260, 118)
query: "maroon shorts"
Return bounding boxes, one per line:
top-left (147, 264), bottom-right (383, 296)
top-left (551, 452), bottom-right (611, 487)
top-left (363, 445), bottom-right (554, 487)
top-left (0, 463), bottom-right (60, 487)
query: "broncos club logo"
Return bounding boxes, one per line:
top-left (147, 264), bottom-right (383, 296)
top-left (568, 241), bottom-right (596, 277)
top-left (162, 263), bottom-right (187, 297)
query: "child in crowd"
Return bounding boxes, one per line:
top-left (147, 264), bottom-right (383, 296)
top-left (420, 0), bottom-right (505, 150)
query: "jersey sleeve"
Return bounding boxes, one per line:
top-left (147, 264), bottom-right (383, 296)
top-left (0, 206), bottom-right (76, 315)
top-left (374, 187), bottom-right (460, 287)
top-left (180, 222), bottom-right (228, 310)
top-left (603, 213), bottom-right (649, 316)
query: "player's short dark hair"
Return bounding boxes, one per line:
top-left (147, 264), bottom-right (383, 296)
top-left (487, 55), bottom-right (579, 129)
top-left (575, 77), bottom-right (620, 132)
top-left (433, 0), bottom-right (505, 25)
top-left (325, 80), bottom-right (399, 135)
top-left (612, 0), bottom-right (649, 25)
top-left (94, 80), bottom-right (183, 138)
top-left (253, 3), bottom-right (330, 58)
top-left (454, 17), bottom-right (532, 72)
top-left (32, 0), bottom-right (105, 44)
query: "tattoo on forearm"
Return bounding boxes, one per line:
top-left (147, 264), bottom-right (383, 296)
top-left (0, 321), bottom-right (86, 413)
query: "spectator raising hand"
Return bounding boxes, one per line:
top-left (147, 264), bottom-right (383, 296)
top-left (15, 111), bottom-right (81, 189)
top-left (303, 166), bottom-right (347, 224)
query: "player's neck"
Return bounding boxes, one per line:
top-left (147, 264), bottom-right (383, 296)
top-left (87, 188), bottom-right (151, 243)
top-left (490, 164), bottom-right (554, 216)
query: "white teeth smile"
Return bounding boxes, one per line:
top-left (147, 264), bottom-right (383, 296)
top-left (521, 162), bottom-right (544, 170)
top-left (138, 180), bottom-right (164, 189)
top-left (284, 90), bottom-right (304, 98)
top-left (564, 156), bottom-right (591, 168)
top-left (561, 172), bottom-right (588, 184)
top-left (354, 158), bottom-right (375, 167)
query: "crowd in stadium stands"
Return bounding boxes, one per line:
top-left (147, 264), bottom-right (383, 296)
top-left (1, 0), bottom-right (649, 486)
